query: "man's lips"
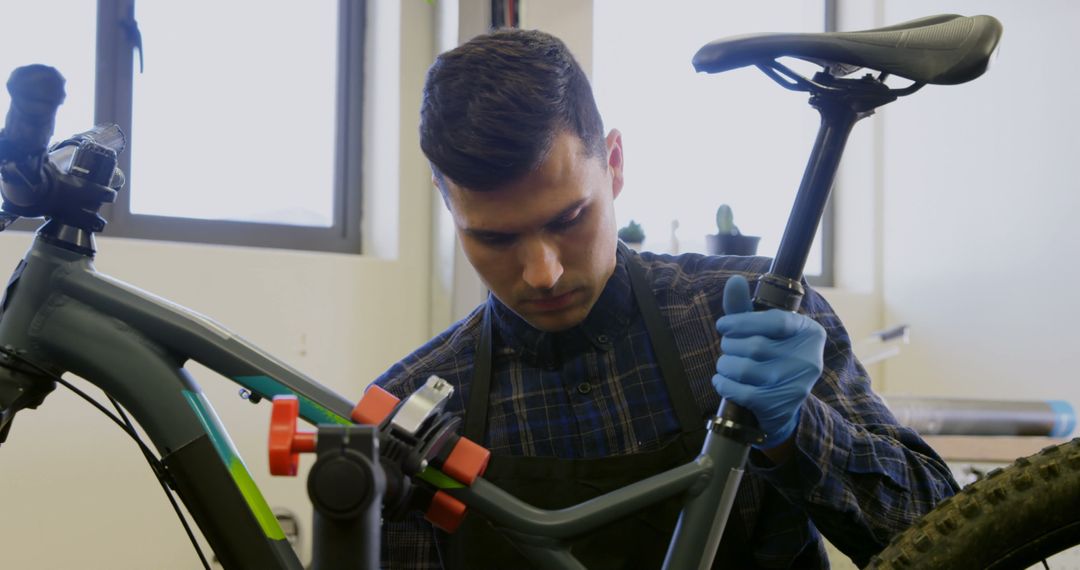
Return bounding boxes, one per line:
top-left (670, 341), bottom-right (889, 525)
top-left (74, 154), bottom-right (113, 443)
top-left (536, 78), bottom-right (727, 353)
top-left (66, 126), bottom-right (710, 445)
top-left (526, 289), bottom-right (578, 311)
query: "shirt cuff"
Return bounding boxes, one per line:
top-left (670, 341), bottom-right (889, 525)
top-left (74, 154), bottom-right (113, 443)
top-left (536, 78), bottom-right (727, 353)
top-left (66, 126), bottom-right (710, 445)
top-left (746, 395), bottom-right (852, 498)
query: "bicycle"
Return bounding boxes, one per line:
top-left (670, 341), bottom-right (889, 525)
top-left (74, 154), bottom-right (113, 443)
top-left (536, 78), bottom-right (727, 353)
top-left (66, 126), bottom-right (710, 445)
top-left (0, 14), bottom-right (1002, 570)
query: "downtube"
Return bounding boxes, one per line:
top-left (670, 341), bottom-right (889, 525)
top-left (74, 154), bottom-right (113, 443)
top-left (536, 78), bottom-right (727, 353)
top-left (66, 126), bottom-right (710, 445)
top-left (163, 391), bottom-right (303, 569)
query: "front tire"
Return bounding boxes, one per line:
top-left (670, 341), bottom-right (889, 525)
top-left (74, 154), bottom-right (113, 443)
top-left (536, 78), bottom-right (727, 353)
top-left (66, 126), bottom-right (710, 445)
top-left (868, 438), bottom-right (1080, 569)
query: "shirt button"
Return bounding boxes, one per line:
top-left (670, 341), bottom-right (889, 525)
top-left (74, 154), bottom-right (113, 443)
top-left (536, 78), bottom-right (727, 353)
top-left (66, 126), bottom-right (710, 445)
top-left (596, 334), bottom-right (610, 344)
top-left (577, 382), bottom-right (592, 395)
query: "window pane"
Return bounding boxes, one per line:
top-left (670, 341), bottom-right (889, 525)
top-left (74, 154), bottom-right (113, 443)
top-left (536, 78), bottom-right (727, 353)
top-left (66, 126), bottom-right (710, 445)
top-left (130, 1), bottom-right (338, 227)
top-left (0, 2), bottom-right (96, 147)
top-left (594, 1), bottom-right (826, 276)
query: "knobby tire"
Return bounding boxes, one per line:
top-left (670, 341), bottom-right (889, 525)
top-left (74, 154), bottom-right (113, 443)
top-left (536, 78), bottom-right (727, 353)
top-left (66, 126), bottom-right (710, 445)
top-left (868, 438), bottom-right (1080, 569)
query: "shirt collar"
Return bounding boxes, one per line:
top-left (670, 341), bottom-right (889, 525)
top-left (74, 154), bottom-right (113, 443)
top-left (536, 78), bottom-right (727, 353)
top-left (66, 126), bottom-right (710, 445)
top-left (488, 244), bottom-right (635, 368)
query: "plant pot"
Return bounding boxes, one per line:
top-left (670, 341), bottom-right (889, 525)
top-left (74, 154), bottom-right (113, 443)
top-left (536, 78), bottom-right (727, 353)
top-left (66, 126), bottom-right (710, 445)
top-left (705, 233), bottom-right (760, 256)
top-left (625, 241), bottom-right (643, 252)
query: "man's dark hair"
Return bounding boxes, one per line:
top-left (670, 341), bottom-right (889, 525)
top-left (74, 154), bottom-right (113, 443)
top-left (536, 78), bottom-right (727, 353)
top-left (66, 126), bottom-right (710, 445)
top-left (420, 28), bottom-right (606, 193)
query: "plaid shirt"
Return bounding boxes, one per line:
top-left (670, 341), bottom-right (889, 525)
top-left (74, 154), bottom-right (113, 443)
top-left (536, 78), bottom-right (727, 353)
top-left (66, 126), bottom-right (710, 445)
top-left (374, 247), bottom-right (959, 568)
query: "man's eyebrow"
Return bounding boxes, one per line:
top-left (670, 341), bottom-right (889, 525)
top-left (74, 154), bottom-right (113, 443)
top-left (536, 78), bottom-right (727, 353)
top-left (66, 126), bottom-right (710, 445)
top-left (464, 199), bottom-right (589, 237)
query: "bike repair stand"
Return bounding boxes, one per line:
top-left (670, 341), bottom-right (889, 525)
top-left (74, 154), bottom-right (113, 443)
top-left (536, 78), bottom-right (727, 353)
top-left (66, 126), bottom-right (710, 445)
top-left (307, 424), bottom-right (385, 569)
top-left (269, 376), bottom-right (490, 569)
top-left (269, 396), bottom-right (385, 568)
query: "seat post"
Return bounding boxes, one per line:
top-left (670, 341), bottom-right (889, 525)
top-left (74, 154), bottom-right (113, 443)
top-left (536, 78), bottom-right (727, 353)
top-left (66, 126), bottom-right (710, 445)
top-left (720, 75), bottom-right (897, 436)
top-left (753, 78), bottom-right (895, 312)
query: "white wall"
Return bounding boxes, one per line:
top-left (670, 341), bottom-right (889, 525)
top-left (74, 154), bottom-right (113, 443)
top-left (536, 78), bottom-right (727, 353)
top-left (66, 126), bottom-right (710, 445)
top-left (828, 1), bottom-right (887, 365)
top-left (0, 2), bottom-right (438, 568)
top-left (869, 1), bottom-right (1080, 409)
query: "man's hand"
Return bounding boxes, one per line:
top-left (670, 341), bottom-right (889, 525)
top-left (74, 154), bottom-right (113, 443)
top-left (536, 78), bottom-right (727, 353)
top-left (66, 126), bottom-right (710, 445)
top-left (711, 275), bottom-right (826, 451)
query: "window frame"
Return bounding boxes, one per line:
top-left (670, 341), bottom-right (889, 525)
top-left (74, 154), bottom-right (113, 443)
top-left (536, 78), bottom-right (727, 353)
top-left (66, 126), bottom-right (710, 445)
top-left (93, 0), bottom-right (366, 253)
top-left (813, 0), bottom-right (838, 288)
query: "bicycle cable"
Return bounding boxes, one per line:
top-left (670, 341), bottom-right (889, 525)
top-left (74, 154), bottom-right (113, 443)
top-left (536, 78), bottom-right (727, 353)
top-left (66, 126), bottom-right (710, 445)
top-left (107, 394), bottom-right (212, 570)
top-left (0, 346), bottom-right (212, 570)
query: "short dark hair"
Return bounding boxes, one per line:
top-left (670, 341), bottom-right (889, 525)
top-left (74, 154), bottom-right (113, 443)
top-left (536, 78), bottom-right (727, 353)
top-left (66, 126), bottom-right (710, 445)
top-left (419, 28), bottom-right (606, 193)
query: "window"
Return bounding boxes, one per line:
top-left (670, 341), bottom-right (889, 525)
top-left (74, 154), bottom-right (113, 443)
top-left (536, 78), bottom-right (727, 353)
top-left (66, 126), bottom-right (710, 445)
top-left (0, 4), bottom-right (97, 151)
top-left (593, 1), bottom-right (834, 284)
top-left (4, 0), bottom-right (366, 252)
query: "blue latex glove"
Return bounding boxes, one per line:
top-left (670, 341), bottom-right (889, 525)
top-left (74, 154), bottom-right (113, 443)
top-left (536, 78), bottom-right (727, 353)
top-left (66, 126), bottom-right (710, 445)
top-left (712, 275), bottom-right (826, 448)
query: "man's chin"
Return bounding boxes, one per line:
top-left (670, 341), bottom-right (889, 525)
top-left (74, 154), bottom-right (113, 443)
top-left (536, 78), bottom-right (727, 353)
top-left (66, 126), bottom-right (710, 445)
top-left (521, 307), bottom-right (587, 333)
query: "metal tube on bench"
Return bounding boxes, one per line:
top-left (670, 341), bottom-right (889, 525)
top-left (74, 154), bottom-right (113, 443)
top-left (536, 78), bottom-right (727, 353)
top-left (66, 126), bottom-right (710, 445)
top-left (884, 396), bottom-right (1077, 437)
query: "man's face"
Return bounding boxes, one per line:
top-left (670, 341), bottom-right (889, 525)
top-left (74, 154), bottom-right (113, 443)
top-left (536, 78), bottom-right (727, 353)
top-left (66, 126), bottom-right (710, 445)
top-left (443, 130), bottom-right (624, 332)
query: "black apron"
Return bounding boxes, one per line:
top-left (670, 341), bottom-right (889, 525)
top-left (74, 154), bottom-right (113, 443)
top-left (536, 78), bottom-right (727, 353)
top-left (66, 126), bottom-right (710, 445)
top-left (444, 255), bottom-right (755, 569)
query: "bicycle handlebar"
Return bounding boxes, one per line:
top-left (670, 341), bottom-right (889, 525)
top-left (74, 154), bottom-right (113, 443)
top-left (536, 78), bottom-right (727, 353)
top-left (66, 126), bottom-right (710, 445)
top-left (0, 66), bottom-right (124, 236)
top-left (2, 65), bottom-right (65, 159)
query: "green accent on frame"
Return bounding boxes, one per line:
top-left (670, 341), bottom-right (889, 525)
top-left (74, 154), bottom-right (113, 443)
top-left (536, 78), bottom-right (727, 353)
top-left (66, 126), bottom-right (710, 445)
top-left (417, 466), bottom-right (465, 489)
top-left (235, 375), bottom-right (351, 426)
top-left (183, 390), bottom-right (286, 541)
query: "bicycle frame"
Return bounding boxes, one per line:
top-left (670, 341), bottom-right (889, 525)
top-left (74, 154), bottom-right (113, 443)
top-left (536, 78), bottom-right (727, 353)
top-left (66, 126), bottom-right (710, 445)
top-left (0, 76), bottom-right (864, 567)
top-left (0, 225), bottom-right (754, 569)
top-left (0, 56), bottom-right (906, 570)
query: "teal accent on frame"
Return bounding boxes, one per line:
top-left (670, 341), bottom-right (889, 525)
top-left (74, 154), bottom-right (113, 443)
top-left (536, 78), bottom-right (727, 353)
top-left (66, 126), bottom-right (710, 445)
top-left (182, 390), bottom-right (286, 540)
top-left (234, 375), bottom-right (351, 425)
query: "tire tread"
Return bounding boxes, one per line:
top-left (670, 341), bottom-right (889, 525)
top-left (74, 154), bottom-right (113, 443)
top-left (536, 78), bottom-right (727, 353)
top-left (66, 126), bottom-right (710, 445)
top-left (867, 438), bottom-right (1080, 569)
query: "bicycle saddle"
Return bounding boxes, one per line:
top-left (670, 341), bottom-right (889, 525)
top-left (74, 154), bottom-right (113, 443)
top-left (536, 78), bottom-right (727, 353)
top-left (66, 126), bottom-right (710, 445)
top-left (693, 14), bottom-right (1003, 85)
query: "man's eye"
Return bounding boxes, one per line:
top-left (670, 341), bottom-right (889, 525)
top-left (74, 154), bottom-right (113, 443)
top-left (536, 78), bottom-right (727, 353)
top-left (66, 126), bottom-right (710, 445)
top-left (475, 233), bottom-right (514, 246)
top-left (551, 210), bottom-right (584, 230)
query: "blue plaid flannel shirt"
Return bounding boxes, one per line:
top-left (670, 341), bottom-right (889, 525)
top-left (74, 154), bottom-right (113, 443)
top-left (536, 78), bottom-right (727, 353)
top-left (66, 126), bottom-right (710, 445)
top-left (373, 247), bottom-right (959, 568)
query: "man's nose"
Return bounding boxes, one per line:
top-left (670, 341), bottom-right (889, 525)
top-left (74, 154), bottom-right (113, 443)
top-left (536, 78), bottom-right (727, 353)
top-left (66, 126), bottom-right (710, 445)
top-left (521, 238), bottom-right (563, 291)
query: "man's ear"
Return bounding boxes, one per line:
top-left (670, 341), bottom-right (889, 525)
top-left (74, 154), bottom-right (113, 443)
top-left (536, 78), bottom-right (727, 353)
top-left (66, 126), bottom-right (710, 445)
top-left (605, 129), bottom-right (624, 199)
top-left (432, 173), bottom-right (450, 209)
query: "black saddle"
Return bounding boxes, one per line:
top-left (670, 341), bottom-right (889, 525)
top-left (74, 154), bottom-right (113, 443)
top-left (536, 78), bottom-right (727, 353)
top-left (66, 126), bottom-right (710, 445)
top-left (693, 14), bottom-right (1003, 85)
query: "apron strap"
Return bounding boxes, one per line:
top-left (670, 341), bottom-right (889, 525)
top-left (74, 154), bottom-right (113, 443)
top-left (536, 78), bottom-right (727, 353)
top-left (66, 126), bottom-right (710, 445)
top-left (464, 304), bottom-right (494, 442)
top-left (626, 255), bottom-right (702, 434)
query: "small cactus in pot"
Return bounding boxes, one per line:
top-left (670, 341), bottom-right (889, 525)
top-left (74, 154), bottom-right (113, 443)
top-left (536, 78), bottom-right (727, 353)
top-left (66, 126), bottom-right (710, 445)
top-left (706, 204), bottom-right (760, 255)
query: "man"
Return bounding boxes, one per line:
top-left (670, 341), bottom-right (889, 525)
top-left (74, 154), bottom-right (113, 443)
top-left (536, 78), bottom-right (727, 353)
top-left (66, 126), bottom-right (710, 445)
top-left (374, 28), bottom-right (958, 569)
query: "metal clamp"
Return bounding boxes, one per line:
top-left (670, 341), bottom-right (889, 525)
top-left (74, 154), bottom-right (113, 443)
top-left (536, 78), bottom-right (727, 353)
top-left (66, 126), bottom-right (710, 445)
top-left (708, 416), bottom-right (765, 446)
top-left (390, 375), bottom-right (454, 437)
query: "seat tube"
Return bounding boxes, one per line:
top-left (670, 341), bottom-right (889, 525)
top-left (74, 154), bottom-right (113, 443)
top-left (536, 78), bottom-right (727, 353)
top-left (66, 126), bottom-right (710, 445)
top-left (663, 427), bottom-right (751, 570)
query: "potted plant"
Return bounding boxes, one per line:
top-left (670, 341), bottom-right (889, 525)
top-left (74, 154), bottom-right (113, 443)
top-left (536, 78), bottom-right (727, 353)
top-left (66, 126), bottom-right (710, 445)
top-left (618, 220), bottom-right (645, 251)
top-left (705, 204), bottom-right (760, 255)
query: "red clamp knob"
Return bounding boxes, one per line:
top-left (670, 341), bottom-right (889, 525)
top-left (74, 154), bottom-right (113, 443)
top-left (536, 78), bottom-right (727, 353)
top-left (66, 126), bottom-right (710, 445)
top-left (351, 384), bottom-right (401, 425)
top-left (426, 490), bottom-right (468, 533)
top-left (268, 395), bottom-right (317, 476)
top-left (442, 437), bottom-right (491, 486)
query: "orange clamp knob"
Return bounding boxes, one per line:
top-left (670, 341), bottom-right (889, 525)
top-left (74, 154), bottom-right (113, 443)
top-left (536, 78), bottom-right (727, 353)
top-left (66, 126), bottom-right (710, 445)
top-left (268, 395), bottom-right (317, 476)
top-left (442, 437), bottom-right (491, 486)
top-left (426, 490), bottom-right (468, 533)
top-left (351, 385), bottom-right (401, 425)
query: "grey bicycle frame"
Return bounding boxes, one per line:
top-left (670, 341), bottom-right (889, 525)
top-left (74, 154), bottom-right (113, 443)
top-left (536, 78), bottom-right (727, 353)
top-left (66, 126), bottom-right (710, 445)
top-left (0, 225), bottom-right (752, 569)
